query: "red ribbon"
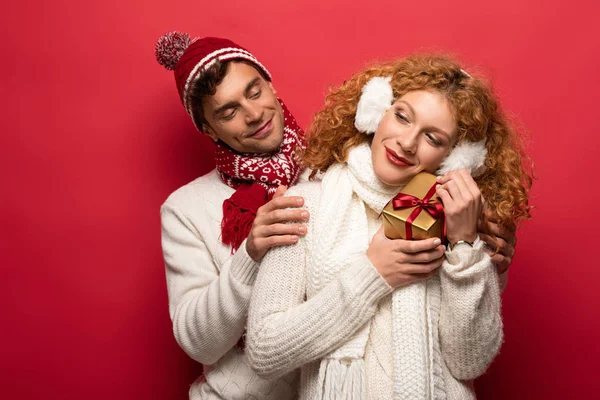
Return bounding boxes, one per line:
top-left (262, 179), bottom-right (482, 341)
top-left (392, 183), bottom-right (446, 241)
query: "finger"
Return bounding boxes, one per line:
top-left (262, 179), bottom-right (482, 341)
top-left (394, 237), bottom-right (443, 254)
top-left (458, 169), bottom-right (482, 200)
top-left (404, 258), bottom-right (444, 274)
top-left (479, 233), bottom-right (500, 252)
top-left (256, 234), bottom-right (300, 250)
top-left (483, 208), bottom-right (498, 222)
top-left (436, 185), bottom-right (453, 209)
top-left (486, 221), bottom-right (517, 245)
top-left (477, 218), bottom-right (487, 232)
top-left (401, 245), bottom-right (445, 264)
top-left (480, 233), bottom-right (513, 258)
top-left (441, 179), bottom-right (465, 204)
top-left (435, 173), bottom-right (452, 185)
top-left (272, 185), bottom-right (288, 199)
top-left (255, 223), bottom-right (307, 238)
top-left (261, 209), bottom-right (310, 225)
top-left (491, 254), bottom-right (511, 275)
top-left (260, 195), bottom-right (305, 214)
top-left (448, 173), bottom-right (472, 203)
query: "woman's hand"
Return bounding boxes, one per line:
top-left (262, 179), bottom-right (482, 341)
top-left (435, 169), bottom-right (483, 246)
top-left (367, 227), bottom-right (446, 288)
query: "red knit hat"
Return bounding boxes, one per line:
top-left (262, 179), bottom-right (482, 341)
top-left (155, 32), bottom-right (272, 130)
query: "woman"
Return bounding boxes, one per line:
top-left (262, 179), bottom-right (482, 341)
top-left (246, 54), bottom-right (532, 399)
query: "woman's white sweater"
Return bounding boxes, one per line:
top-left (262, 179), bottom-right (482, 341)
top-left (246, 180), bottom-right (503, 399)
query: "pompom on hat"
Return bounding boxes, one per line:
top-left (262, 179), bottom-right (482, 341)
top-left (155, 32), bottom-right (271, 130)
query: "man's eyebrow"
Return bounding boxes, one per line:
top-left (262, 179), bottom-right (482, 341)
top-left (213, 101), bottom-right (239, 118)
top-left (212, 77), bottom-right (262, 118)
top-left (243, 77), bottom-right (261, 96)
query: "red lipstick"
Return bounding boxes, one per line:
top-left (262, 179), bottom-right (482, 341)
top-left (385, 147), bottom-right (414, 167)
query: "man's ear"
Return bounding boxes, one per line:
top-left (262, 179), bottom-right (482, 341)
top-left (202, 124), bottom-right (219, 143)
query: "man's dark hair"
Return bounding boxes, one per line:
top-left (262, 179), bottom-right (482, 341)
top-left (189, 60), bottom-right (271, 130)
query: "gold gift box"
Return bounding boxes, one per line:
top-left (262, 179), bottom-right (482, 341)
top-left (382, 172), bottom-right (444, 241)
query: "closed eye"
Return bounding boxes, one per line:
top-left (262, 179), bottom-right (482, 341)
top-left (425, 132), bottom-right (442, 147)
top-left (221, 109), bottom-right (237, 120)
top-left (249, 88), bottom-right (262, 99)
top-left (395, 112), bottom-right (408, 123)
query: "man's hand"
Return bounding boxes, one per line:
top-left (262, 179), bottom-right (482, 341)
top-left (246, 186), bottom-right (309, 262)
top-left (478, 209), bottom-right (517, 275)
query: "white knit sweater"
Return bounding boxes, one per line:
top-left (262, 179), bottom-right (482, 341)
top-left (160, 169), bottom-right (308, 399)
top-left (246, 179), bottom-right (504, 399)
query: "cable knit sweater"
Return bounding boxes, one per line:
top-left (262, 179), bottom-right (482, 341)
top-left (246, 179), bottom-right (504, 400)
top-left (160, 169), bottom-right (309, 399)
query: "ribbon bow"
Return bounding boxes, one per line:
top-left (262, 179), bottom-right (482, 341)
top-left (391, 184), bottom-right (446, 241)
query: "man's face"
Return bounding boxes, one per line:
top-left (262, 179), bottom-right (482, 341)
top-left (201, 62), bottom-right (284, 154)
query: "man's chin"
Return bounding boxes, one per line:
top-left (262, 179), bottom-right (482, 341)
top-left (262, 128), bottom-right (284, 152)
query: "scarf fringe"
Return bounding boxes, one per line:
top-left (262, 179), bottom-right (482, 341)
top-left (221, 197), bottom-right (256, 253)
top-left (317, 358), bottom-right (366, 400)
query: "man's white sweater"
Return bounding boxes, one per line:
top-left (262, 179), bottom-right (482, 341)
top-left (160, 169), bottom-right (302, 399)
top-left (246, 180), bottom-right (504, 399)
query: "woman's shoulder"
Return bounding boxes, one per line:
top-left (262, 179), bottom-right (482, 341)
top-left (285, 180), bottom-right (323, 213)
top-left (285, 179), bottom-right (322, 197)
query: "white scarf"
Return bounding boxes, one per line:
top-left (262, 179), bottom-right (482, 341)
top-left (313, 142), bottom-right (444, 400)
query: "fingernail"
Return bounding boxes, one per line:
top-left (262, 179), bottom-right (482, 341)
top-left (296, 198), bottom-right (303, 205)
top-left (301, 211), bottom-right (308, 219)
top-left (298, 226), bottom-right (306, 233)
top-left (433, 239), bottom-right (441, 245)
top-left (436, 176), bottom-right (442, 181)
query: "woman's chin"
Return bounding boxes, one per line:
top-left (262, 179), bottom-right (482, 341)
top-left (376, 173), bottom-right (413, 187)
top-left (373, 164), bottom-right (418, 187)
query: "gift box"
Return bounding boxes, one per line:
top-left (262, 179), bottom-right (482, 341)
top-left (382, 172), bottom-right (445, 241)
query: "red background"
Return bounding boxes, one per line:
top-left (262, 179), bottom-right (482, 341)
top-left (2, 0), bottom-right (599, 398)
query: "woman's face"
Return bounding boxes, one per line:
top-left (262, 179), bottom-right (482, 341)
top-left (371, 90), bottom-right (458, 186)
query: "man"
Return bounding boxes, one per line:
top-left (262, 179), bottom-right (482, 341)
top-left (156, 33), bottom-right (308, 399)
top-left (156, 32), bottom-right (517, 399)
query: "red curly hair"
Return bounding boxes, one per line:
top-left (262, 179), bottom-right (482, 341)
top-left (301, 54), bottom-right (533, 229)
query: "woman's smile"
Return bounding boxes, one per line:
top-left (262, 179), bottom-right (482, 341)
top-left (385, 146), bottom-right (414, 167)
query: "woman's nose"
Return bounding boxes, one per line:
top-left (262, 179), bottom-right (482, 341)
top-left (397, 129), bottom-right (417, 154)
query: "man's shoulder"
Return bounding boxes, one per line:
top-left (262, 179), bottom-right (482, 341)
top-left (162, 169), bottom-right (231, 211)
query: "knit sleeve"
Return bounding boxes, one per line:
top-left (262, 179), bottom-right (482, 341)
top-left (438, 237), bottom-right (503, 380)
top-left (246, 188), bottom-right (392, 380)
top-left (161, 203), bottom-right (258, 365)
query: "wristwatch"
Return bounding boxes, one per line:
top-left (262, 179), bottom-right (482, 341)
top-left (448, 236), bottom-right (478, 251)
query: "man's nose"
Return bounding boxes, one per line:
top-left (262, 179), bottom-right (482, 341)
top-left (245, 103), bottom-right (263, 124)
